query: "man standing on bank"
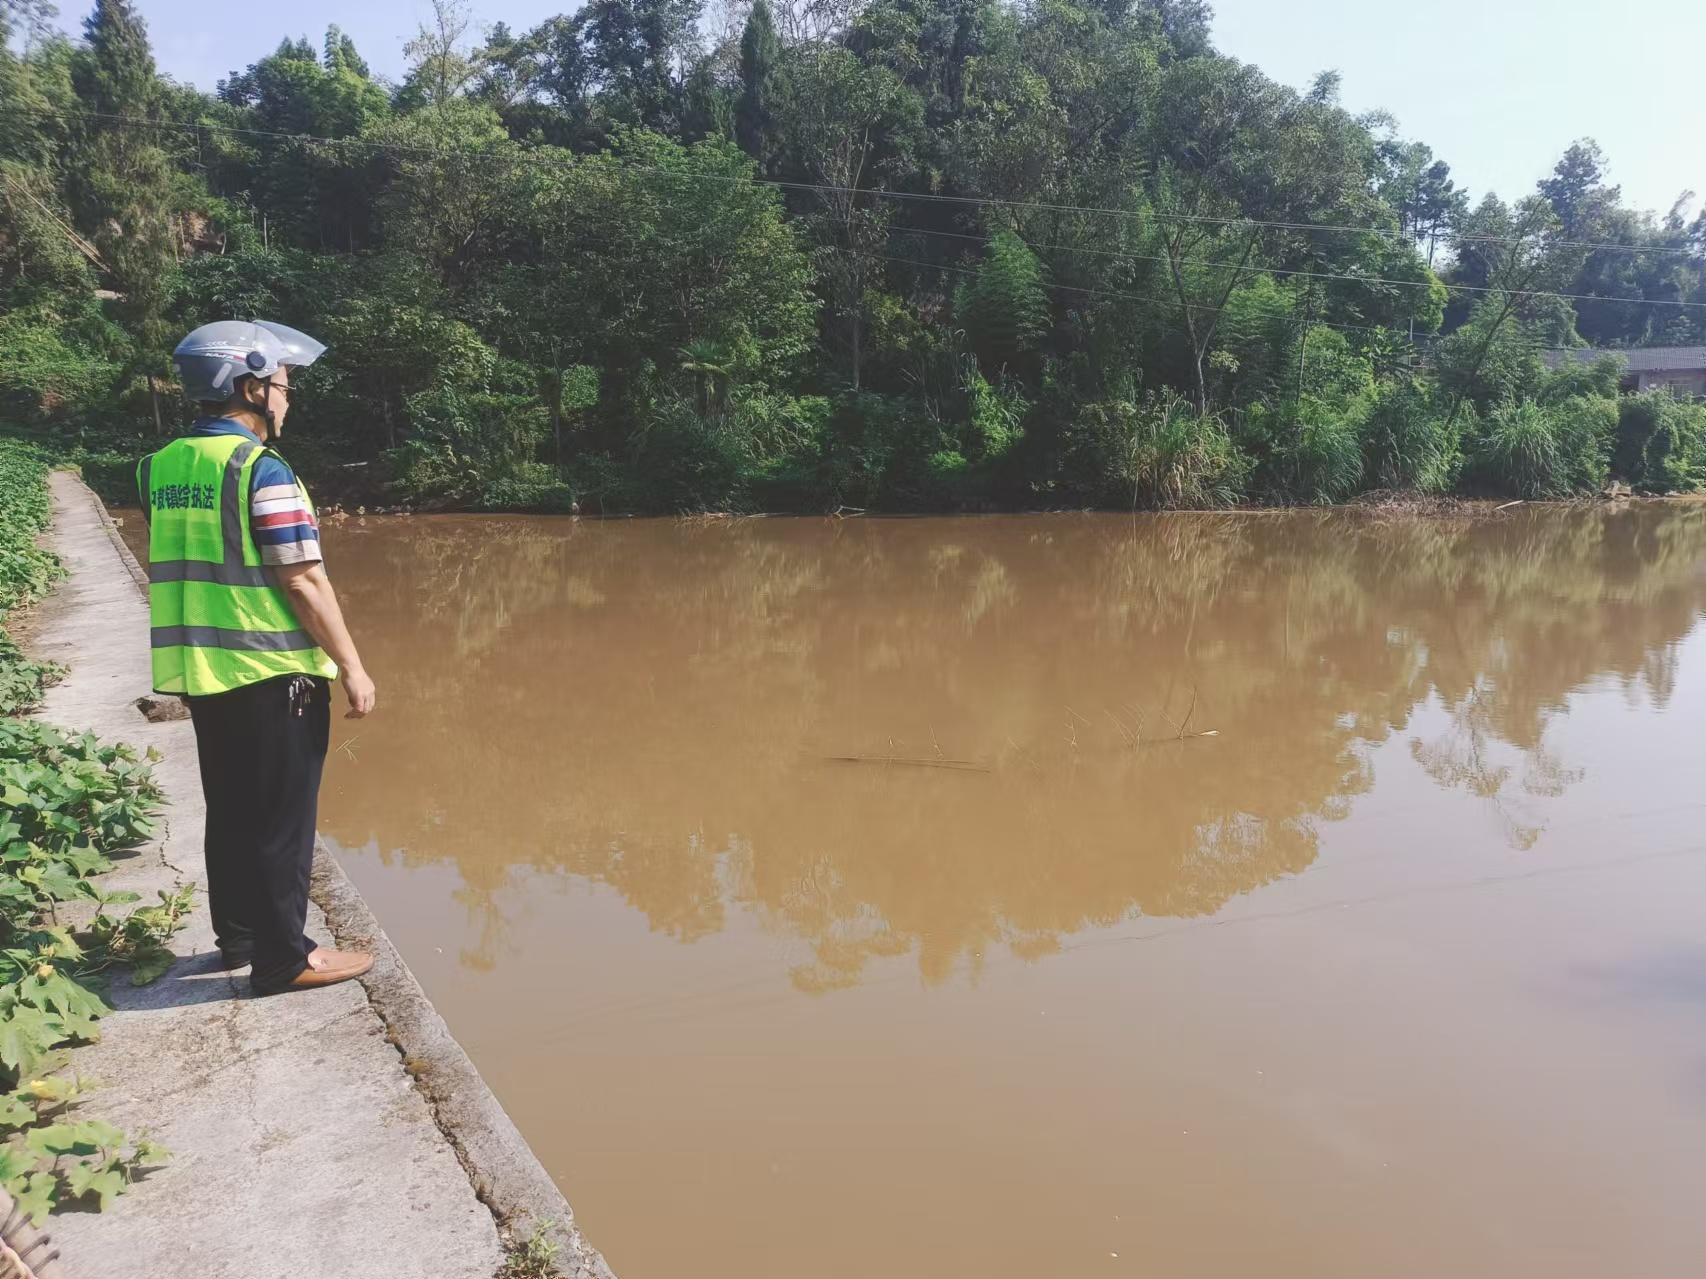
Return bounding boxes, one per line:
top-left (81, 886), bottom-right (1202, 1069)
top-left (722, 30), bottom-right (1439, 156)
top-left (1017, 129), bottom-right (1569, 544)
top-left (138, 320), bottom-right (377, 994)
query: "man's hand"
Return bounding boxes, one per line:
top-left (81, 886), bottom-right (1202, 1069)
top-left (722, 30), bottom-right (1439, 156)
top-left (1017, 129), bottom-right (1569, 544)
top-left (272, 561), bottom-right (375, 718)
top-left (342, 666), bottom-right (377, 719)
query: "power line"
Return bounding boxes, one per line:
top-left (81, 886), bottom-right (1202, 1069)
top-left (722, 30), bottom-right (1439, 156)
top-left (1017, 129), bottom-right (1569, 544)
top-left (858, 249), bottom-right (1406, 338)
top-left (880, 222), bottom-right (1706, 311)
top-left (374, 177), bottom-right (1414, 338)
top-left (6, 101), bottom-right (1705, 261)
top-left (376, 208), bottom-right (1401, 341)
top-left (541, 167), bottom-right (1706, 317)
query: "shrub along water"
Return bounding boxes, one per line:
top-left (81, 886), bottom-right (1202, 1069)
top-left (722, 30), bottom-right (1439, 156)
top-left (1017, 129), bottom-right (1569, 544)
top-left (1614, 391), bottom-right (1706, 495)
top-left (0, 439), bottom-right (181, 1220)
top-left (1054, 391), bottom-right (1248, 509)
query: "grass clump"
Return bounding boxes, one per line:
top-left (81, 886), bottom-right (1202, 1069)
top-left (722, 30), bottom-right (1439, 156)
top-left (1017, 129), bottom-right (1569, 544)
top-left (1360, 379), bottom-right (1459, 495)
top-left (501, 1221), bottom-right (565, 1279)
top-left (1057, 390), bottom-right (1249, 509)
top-left (1465, 396), bottom-right (1614, 498)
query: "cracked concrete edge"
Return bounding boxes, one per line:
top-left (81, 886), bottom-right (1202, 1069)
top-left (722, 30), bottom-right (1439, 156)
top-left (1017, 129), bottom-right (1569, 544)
top-left (312, 843), bottom-right (617, 1279)
top-left (73, 470), bottom-right (616, 1279)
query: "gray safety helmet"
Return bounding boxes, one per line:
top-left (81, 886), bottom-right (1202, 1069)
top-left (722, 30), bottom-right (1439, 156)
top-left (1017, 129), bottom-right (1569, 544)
top-left (172, 319), bottom-right (327, 404)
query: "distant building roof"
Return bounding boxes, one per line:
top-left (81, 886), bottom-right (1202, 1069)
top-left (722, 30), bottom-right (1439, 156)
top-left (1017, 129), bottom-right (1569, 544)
top-left (1544, 346), bottom-right (1706, 372)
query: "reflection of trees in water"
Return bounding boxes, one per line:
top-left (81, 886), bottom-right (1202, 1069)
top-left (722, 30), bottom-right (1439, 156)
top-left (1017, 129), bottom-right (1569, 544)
top-left (321, 505), bottom-right (1706, 982)
top-left (1409, 684), bottom-right (1584, 850)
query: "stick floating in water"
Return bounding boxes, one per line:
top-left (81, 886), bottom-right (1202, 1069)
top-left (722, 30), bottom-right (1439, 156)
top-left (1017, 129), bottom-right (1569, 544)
top-left (821, 755), bottom-right (992, 772)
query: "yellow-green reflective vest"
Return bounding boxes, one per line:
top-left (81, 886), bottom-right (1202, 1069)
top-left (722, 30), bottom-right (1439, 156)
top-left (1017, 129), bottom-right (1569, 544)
top-left (137, 433), bottom-right (338, 696)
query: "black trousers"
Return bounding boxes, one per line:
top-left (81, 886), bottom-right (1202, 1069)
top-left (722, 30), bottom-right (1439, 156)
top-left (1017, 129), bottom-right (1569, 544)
top-left (187, 674), bottom-right (330, 990)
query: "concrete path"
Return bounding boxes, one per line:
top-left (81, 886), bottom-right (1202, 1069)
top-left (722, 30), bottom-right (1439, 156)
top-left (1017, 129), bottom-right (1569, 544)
top-left (23, 473), bottom-right (507, 1279)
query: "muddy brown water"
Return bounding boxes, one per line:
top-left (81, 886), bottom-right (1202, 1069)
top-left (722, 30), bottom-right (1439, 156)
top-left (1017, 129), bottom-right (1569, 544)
top-left (117, 505), bottom-right (1706, 1276)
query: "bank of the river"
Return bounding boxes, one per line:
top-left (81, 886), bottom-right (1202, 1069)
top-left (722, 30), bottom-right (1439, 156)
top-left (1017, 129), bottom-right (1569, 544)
top-left (21, 471), bottom-right (611, 1279)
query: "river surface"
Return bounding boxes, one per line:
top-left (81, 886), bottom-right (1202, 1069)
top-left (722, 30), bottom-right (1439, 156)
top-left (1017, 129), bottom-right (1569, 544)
top-left (120, 505), bottom-right (1706, 1276)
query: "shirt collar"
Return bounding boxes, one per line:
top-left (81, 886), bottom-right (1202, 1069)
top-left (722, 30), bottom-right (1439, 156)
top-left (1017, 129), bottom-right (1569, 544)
top-left (191, 416), bottom-right (265, 444)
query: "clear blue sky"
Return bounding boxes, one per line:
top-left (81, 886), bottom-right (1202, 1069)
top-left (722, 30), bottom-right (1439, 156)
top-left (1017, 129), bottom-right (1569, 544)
top-left (54, 0), bottom-right (1706, 221)
top-left (1211, 0), bottom-right (1703, 222)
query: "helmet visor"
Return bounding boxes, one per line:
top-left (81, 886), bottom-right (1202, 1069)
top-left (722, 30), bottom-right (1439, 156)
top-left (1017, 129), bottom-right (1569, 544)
top-left (253, 320), bottom-right (327, 368)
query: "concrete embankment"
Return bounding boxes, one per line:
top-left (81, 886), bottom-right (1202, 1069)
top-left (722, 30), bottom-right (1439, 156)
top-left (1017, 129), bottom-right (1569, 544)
top-left (22, 471), bottom-right (612, 1279)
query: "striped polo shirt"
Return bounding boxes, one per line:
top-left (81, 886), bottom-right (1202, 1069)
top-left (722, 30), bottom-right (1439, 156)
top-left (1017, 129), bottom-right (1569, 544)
top-left (191, 419), bottom-right (323, 567)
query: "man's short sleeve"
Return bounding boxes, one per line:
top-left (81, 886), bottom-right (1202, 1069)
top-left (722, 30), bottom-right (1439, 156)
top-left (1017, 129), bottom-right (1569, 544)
top-left (249, 452), bottom-right (323, 567)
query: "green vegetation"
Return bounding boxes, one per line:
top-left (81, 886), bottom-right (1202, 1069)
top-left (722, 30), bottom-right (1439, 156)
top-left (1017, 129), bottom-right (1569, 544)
top-left (0, 443), bottom-right (64, 714)
top-left (0, 438), bottom-right (181, 1219)
top-left (2, 0), bottom-right (1704, 510)
top-left (499, 1221), bottom-right (564, 1279)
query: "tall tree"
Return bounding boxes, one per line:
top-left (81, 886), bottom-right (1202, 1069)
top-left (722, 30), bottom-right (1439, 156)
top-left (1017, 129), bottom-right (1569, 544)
top-left (577, 0), bottom-right (704, 134)
top-left (370, 102), bottom-right (524, 285)
top-left (957, 228), bottom-right (1049, 376)
top-left (1376, 137), bottom-right (1466, 267)
top-left (1437, 194), bottom-right (1588, 419)
top-left (1540, 140), bottom-right (1615, 240)
top-left (402, 0), bottom-right (482, 108)
top-left (680, 54), bottom-right (732, 142)
top-left (214, 29), bottom-right (390, 251)
top-left (516, 132), bottom-right (816, 446)
top-left (69, 0), bottom-right (176, 432)
top-left (323, 24), bottom-right (369, 77)
top-left (736, 0), bottom-right (779, 166)
top-left (783, 45), bottom-right (923, 391)
top-left (1145, 56), bottom-right (1378, 408)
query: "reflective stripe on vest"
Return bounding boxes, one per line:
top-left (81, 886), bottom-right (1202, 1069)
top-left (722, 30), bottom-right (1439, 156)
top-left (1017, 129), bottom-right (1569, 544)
top-left (138, 433), bottom-right (338, 696)
top-left (148, 561), bottom-right (271, 587)
top-left (149, 625), bottom-right (320, 652)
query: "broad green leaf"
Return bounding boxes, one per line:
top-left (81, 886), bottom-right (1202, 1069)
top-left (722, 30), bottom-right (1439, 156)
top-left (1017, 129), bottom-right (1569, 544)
top-left (129, 946), bottom-right (174, 987)
top-left (71, 1119), bottom-right (126, 1151)
top-left (0, 1093), bottom-right (36, 1129)
top-left (36, 865), bottom-right (85, 902)
top-left (0, 1146), bottom-right (35, 1183)
top-left (131, 1138), bottom-right (170, 1166)
top-left (0, 1006), bottom-right (63, 1076)
top-left (66, 1158), bottom-right (127, 1210)
top-left (64, 1155), bottom-right (117, 1202)
top-left (41, 812), bottom-right (79, 837)
top-left (20, 972), bottom-right (110, 1022)
top-left (53, 1009), bottom-right (100, 1045)
top-left (26, 1123), bottom-right (94, 1158)
top-left (61, 845), bottom-right (112, 877)
top-left (61, 1158), bottom-right (98, 1198)
top-left (8, 1171), bottom-right (56, 1224)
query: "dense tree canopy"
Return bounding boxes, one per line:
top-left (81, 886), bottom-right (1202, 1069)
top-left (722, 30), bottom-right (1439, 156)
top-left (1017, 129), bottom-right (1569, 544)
top-left (2, 0), bottom-right (1704, 509)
